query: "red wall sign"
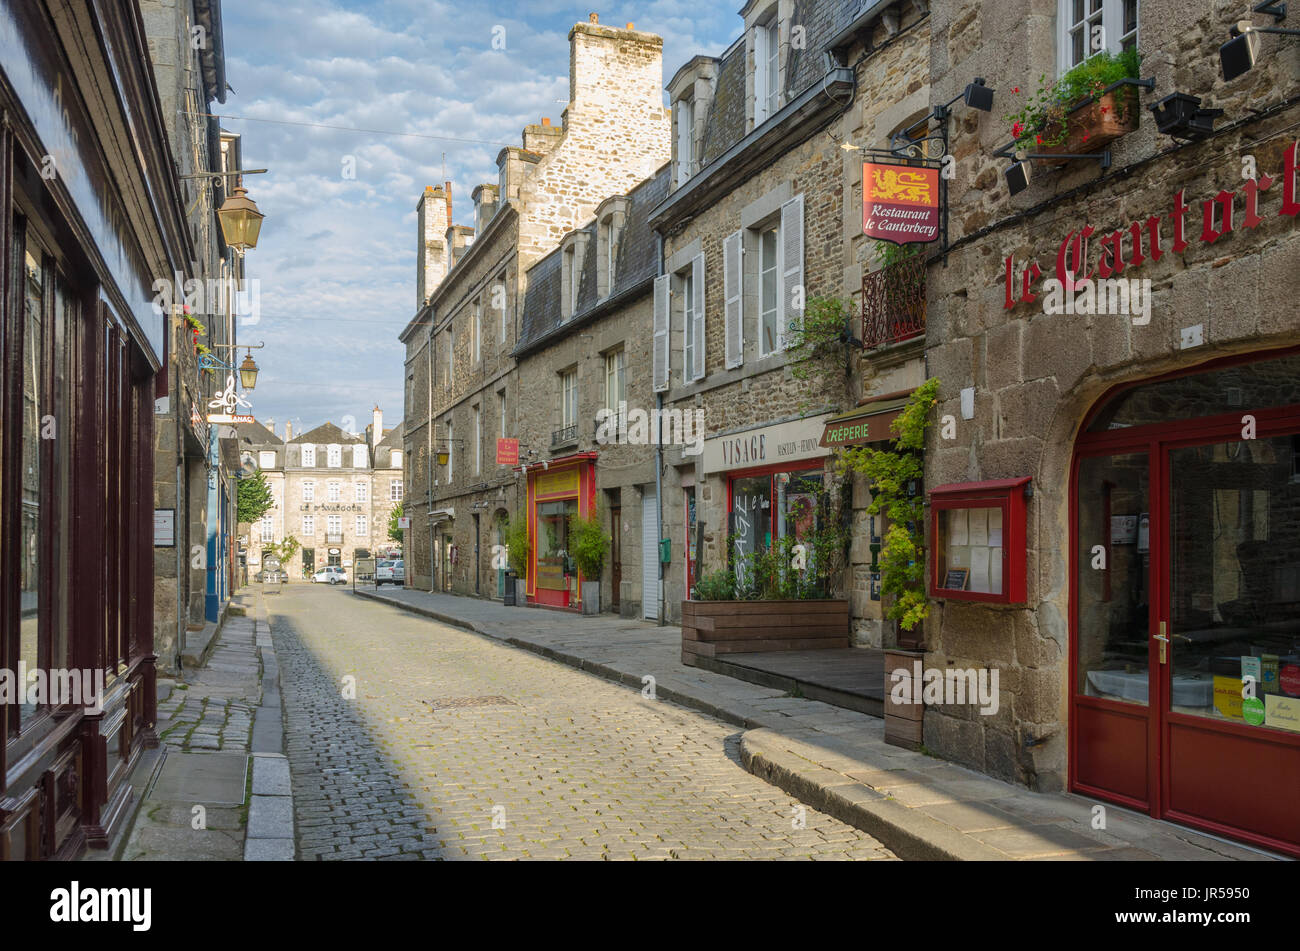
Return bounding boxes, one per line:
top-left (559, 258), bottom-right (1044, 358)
top-left (863, 162), bottom-right (940, 245)
top-left (496, 437), bottom-right (519, 466)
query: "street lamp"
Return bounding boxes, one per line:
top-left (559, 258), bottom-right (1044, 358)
top-left (200, 341), bottom-right (266, 389)
top-left (238, 353), bottom-right (260, 390)
top-left (217, 186), bottom-right (265, 252)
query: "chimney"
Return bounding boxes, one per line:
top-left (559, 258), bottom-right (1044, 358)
top-left (472, 183), bottom-right (499, 233)
top-left (589, 12), bottom-right (598, 23)
top-left (265, 417), bottom-right (275, 436)
top-left (284, 420), bottom-right (292, 441)
top-left (416, 185), bottom-right (450, 308)
top-left (541, 117), bottom-right (551, 126)
top-left (372, 406), bottom-right (383, 449)
top-left (445, 180), bottom-right (452, 229)
top-left (446, 225), bottom-right (475, 268)
top-left (568, 16), bottom-right (664, 127)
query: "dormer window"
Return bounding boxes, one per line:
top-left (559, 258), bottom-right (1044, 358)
top-left (560, 230), bottom-right (590, 321)
top-left (302, 445), bottom-right (316, 467)
top-left (674, 96), bottom-right (695, 186)
top-left (751, 7), bottom-right (782, 126)
top-left (595, 197), bottom-right (629, 300)
top-left (327, 444), bottom-right (342, 467)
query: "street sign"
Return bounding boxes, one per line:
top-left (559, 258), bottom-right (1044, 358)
top-left (398, 516), bottom-right (410, 529)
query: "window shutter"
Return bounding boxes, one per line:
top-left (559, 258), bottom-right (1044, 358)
top-left (780, 193), bottom-right (804, 349)
top-left (723, 229), bottom-right (743, 368)
top-left (653, 274), bottom-right (670, 392)
top-left (691, 253), bottom-right (706, 382)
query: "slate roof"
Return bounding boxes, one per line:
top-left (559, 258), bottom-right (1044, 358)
top-left (694, 0), bottom-right (870, 165)
top-left (516, 164), bottom-right (670, 354)
top-left (289, 422), bottom-right (366, 445)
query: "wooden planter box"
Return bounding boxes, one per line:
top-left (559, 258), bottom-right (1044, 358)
top-left (681, 599), bottom-right (850, 665)
top-left (1031, 87), bottom-right (1139, 168)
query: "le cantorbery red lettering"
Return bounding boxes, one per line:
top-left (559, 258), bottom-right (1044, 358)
top-left (1003, 140), bottom-right (1300, 309)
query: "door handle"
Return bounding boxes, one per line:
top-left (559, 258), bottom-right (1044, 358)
top-left (1154, 622), bottom-right (1168, 664)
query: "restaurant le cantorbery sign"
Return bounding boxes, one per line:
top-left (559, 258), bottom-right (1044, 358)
top-left (862, 162), bottom-right (940, 245)
top-left (1003, 141), bottom-right (1300, 309)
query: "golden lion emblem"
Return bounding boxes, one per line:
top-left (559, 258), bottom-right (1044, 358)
top-left (870, 167), bottom-right (934, 204)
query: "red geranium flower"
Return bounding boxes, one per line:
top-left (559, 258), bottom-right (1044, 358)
top-left (1013, 87), bottom-right (1020, 94)
top-left (1036, 135), bottom-right (1042, 144)
top-left (1012, 121), bottom-right (1024, 138)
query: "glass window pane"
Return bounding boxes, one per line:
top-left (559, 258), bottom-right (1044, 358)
top-left (1073, 0), bottom-right (1085, 22)
top-left (1169, 436), bottom-right (1300, 732)
top-left (1077, 452), bottom-right (1151, 705)
top-left (19, 248), bottom-right (44, 720)
top-left (1089, 352), bottom-right (1300, 432)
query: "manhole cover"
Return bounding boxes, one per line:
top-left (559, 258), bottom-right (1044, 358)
top-left (423, 696), bottom-right (517, 711)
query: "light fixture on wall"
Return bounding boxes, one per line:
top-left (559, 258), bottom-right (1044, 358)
top-left (1149, 93), bottom-right (1224, 141)
top-left (1221, 3), bottom-right (1300, 80)
top-left (1002, 150), bottom-right (1112, 197)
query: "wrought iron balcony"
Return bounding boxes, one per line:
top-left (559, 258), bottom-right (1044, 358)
top-left (551, 423), bottom-right (578, 447)
top-left (325, 532), bottom-right (344, 544)
top-left (862, 255), bottom-right (926, 350)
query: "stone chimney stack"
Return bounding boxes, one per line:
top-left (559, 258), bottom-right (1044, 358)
top-left (416, 185), bottom-right (450, 309)
top-left (472, 184), bottom-right (499, 234)
top-left (567, 18), bottom-right (663, 120)
top-left (266, 417), bottom-right (275, 436)
top-left (372, 406), bottom-right (383, 449)
top-left (284, 420), bottom-right (292, 441)
top-left (446, 224), bottom-right (475, 269)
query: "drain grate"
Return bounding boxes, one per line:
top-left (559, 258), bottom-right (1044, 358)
top-left (423, 695), bottom-right (517, 711)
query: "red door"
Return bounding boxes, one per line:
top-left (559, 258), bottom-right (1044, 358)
top-left (1071, 352), bottom-right (1300, 858)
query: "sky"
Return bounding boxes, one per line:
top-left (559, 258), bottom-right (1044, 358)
top-left (218, 0), bottom-right (741, 439)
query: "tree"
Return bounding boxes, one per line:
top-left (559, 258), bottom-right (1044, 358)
top-left (237, 469), bottom-right (274, 525)
top-left (388, 502), bottom-right (404, 543)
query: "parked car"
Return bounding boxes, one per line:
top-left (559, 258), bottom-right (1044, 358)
top-left (375, 559), bottom-right (405, 586)
top-left (312, 565), bottom-right (347, 585)
top-left (255, 569), bottom-right (283, 583)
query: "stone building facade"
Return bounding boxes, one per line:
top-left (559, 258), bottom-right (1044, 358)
top-left (512, 168), bottom-right (670, 616)
top-left (141, 0), bottom-right (246, 673)
top-left (649, 0), bottom-right (932, 631)
top-left (920, 0), bottom-right (1300, 856)
top-left (240, 411), bottom-right (404, 579)
top-left (401, 15), bottom-right (671, 600)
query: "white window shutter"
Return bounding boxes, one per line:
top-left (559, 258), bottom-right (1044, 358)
top-left (653, 274), bottom-right (671, 392)
top-left (780, 193), bottom-right (804, 350)
top-left (691, 253), bottom-right (705, 382)
top-left (723, 229), bottom-right (743, 368)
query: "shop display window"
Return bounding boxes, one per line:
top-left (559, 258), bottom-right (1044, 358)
top-left (930, 478), bottom-right (1030, 604)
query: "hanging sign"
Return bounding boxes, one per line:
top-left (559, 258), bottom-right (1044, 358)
top-left (863, 162), bottom-right (940, 244)
top-left (208, 414), bottom-right (255, 423)
top-left (497, 437), bottom-right (519, 465)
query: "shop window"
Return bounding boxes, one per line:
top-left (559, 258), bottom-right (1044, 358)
top-left (930, 478), bottom-right (1031, 604)
top-left (536, 499), bottom-right (578, 599)
top-left (729, 468), bottom-right (825, 587)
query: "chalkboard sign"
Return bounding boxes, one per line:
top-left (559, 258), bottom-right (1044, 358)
top-left (942, 567), bottom-right (969, 591)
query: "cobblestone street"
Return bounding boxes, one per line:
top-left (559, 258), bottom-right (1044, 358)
top-left (268, 585), bottom-right (896, 860)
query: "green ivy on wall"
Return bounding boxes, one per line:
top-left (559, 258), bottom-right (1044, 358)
top-left (835, 377), bottom-right (940, 632)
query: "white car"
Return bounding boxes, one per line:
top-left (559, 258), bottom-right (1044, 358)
top-left (312, 566), bottom-right (347, 585)
top-left (375, 559), bottom-right (405, 586)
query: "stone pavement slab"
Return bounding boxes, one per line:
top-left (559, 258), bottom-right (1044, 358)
top-left (357, 585), bottom-right (1285, 863)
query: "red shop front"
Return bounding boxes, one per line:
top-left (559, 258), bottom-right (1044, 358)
top-left (1070, 348), bottom-right (1300, 858)
top-left (525, 453), bottom-right (597, 609)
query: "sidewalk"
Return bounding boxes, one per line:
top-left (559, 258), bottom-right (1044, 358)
top-left (357, 585), bottom-right (1281, 861)
top-left (88, 590), bottom-right (294, 861)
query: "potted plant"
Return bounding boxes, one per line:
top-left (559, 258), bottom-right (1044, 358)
top-left (1004, 49), bottom-right (1141, 167)
top-left (681, 480), bottom-right (853, 666)
top-left (505, 513), bottom-right (530, 605)
top-left (569, 506), bottom-right (610, 616)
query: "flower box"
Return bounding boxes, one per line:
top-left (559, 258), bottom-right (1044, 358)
top-left (1031, 87), bottom-right (1139, 167)
top-left (680, 598), bottom-right (850, 665)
